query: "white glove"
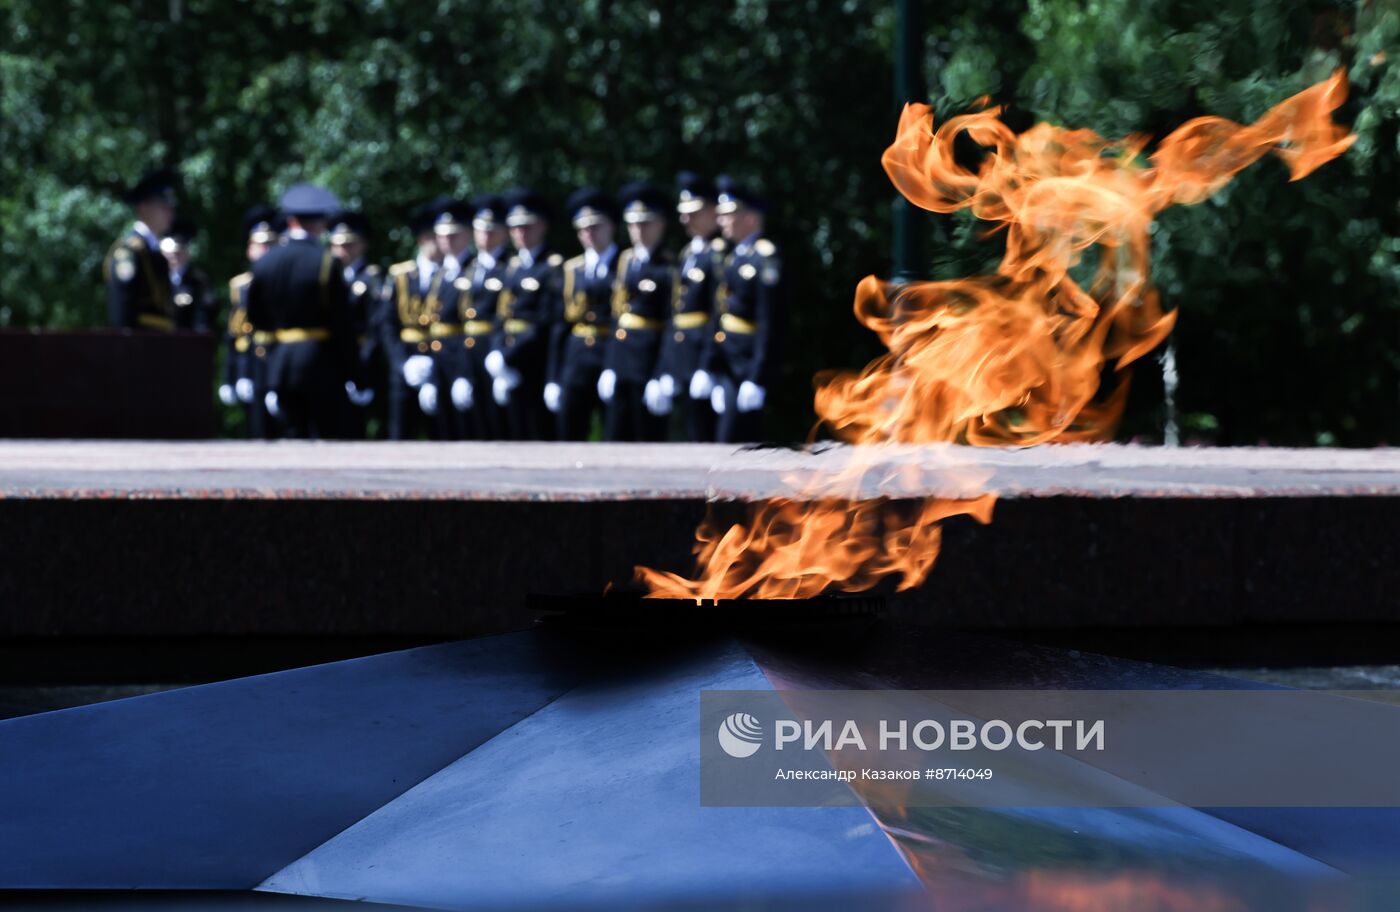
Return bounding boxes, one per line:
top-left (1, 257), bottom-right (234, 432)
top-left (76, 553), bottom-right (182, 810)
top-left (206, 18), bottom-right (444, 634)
top-left (484, 349), bottom-right (506, 379)
top-left (235, 377), bottom-right (255, 403)
top-left (346, 381), bottom-right (374, 406)
top-left (543, 382), bottom-right (562, 414)
top-left (644, 378), bottom-right (673, 416)
top-left (265, 391), bottom-right (281, 418)
top-left (689, 370), bottom-right (715, 400)
top-left (402, 354), bottom-right (434, 388)
top-left (657, 374), bottom-right (677, 398)
top-left (710, 385), bottom-right (726, 415)
top-left (218, 384), bottom-right (236, 407)
top-left (450, 377), bottom-right (474, 411)
top-left (492, 375), bottom-right (512, 406)
top-left (736, 380), bottom-right (766, 413)
top-left (597, 369), bottom-right (617, 403)
top-left (418, 383), bottom-right (438, 415)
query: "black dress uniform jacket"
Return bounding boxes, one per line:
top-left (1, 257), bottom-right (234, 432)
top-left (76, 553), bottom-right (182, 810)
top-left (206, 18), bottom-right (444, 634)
top-left (661, 233), bottom-right (727, 441)
top-left (702, 234), bottom-right (785, 442)
top-left (104, 230), bottom-right (174, 331)
top-left (245, 236), bottom-right (356, 438)
top-left (604, 246), bottom-right (677, 441)
top-left (552, 247), bottom-right (618, 440)
top-left (379, 258), bottom-right (439, 440)
top-left (441, 250), bottom-right (510, 438)
top-left (495, 248), bottom-right (564, 440)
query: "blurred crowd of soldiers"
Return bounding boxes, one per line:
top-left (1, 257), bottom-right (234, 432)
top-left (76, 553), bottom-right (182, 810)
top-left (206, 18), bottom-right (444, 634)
top-left (103, 168), bottom-right (785, 442)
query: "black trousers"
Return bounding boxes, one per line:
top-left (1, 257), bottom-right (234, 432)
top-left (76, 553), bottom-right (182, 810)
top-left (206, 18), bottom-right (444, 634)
top-left (714, 374), bottom-right (763, 443)
top-left (459, 339), bottom-right (504, 440)
top-left (557, 336), bottom-right (608, 441)
top-left (387, 373), bottom-right (431, 441)
top-left (663, 332), bottom-right (715, 442)
top-left (504, 380), bottom-right (554, 441)
top-left (604, 379), bottom-right (666, 442)
top-left (242, 349), bottom-right (279, 440)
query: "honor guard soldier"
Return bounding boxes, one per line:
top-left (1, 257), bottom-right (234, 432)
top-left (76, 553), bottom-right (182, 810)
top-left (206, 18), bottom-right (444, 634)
top-left (443, 193), bottom-right (511, 439)
top-left (160, 217), bottom-right (214, 331)
top-left (550, 187), bottom-right (619, 440)
top-left (691, 176), bottom-right (784, 443)
top-left (245, 183), bottom-right (368, 439)
top-left (414, 199), bottom-right (477, 439)
top-left (329, 212), bottom-right (381, 437)
top-left (105, 168), bottom-right (177, 331)
top-left (485, 189), bottom-right (564, 440)
top-left (381, 199), bottom-right (448, 440)
top-left (221, 206), bottom-right (281, 438)
top-left (600, 182), bottom-right (677, 442)
top-left (660, 171), bottom-right (726, 441)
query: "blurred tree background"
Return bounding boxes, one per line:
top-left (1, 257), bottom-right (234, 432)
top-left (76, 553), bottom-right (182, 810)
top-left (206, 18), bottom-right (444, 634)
top-left (1, 0), bottom-right (1395, 444)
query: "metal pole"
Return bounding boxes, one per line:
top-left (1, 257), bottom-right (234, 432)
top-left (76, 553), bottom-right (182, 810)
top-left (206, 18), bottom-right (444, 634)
top-left (892, 0), bottom-right (925, 283)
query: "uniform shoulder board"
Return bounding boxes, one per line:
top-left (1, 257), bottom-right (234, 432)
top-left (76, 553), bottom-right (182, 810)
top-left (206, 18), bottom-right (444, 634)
top-left (564, 254), bottom-right (585, 271)
top-left (229, 272), bottom-right (252, 292)
top-left (123, 234), bottom-right (146, 252)
top-left (710, 237), bottom-right (728, 252)
top-left (547, 253), bottom-right (564, 268)
top-left (388, 260), bottom-right (417, 277)
top-left (754, 238), bottom-right (777, 258)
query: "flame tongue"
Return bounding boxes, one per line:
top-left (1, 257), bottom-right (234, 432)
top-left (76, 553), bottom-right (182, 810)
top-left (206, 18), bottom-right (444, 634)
top-left (641, 72), bottom-right (1354, 601)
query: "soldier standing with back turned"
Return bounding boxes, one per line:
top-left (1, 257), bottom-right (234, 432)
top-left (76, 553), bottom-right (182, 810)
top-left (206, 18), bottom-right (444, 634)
top-left (245, 183), bottom-right (369, 439)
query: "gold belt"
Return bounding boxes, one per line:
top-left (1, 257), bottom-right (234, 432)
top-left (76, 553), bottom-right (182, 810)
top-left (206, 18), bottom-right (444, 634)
top-left (400, 328), bottom-right (428, 343)
top-left (233, 336), bottom-right (251, 352)
top-left (617, 312), bottom-right (664, 331)
top-left (429, 323), bottom-right (464, 337)
top-left (672, 311), bottom-right (710, 330)
top-left (275, 327), bottom-right (330, 343)
top-left (503, 319), bottom-right (534, 334)
top-left (464, 320), bottom-right (495, 336)
top-left (252, 331), bottom-right (277, 345)
top-left (137, 313), bottom-right (173, 331)
top-left (719, 313), bottom-right (757, 335)
top-left (571, 323), bottom-right (611, 338)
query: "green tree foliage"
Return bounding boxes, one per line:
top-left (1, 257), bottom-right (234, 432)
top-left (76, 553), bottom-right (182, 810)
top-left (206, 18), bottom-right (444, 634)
top-left (925, 0), bottom-right (1400, 445)
top-left (1, 0), bottom-right (1395, 443)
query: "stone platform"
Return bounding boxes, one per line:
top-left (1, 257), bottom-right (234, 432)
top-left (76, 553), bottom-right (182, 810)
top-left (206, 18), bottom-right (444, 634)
top-left (0, 441), bottom-right (1395, 636)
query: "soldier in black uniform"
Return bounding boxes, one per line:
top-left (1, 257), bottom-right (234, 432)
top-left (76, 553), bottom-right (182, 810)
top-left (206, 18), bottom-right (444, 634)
top-left (416, 200), bottom-right (475, 440)
top-left (691, 176), bottom-right (784, 443)
top-left (104, 168), bottom-right (177, 332)
top-left (601, 182), bottom-right (677, 442)
top-left (160, 217), bottom-right (215, 331)
top-left (379, 199), bottom-right (447, 440)
top-left (550, 187), bottom-right (619, 441)
top-left (441, 193), bottom-right (511, 439)
top-left (220, 206), bottom-right (281, 438)
top-left (660, 171), bottom-right (726, 442)
top-left (485, 189), bottom-right (564, 441)
top-left (329, 212), bottom-right (382, 438)
top-left (245, 183), bottom-right (367, 440)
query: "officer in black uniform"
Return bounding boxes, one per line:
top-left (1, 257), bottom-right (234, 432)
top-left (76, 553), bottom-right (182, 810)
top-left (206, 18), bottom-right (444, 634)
top-left (660, 171), bottom-right (726, 442)
top-left (486, 189), bottom-right (564, 441)
top-left (380, 199), bottom-right (448, 440)
top-left (442, 193), bottom-right (511, 439)
top-left (601, 182), bottom-right (677, 442)
top-left (550, 187), bottom-right (619, 441)
top-left (160, 217), bottom-right (215, 331)
top-left (329, 212), bottom-right (382, 437)
top-left (414, 199), bottom-right (477, 440)
top-left (105, 168), bottom-right (177, 332)
top-left (245, 183), bottom-right (367, 439)
top-left (221, 206), bottom-right (281, 438)
top-left (691, 176), bottom-right (784, 443)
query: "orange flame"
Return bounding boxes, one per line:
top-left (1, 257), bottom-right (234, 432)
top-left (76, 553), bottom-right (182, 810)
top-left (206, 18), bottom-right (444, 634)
top-left (639, 72), bottom-right (1353, 600)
